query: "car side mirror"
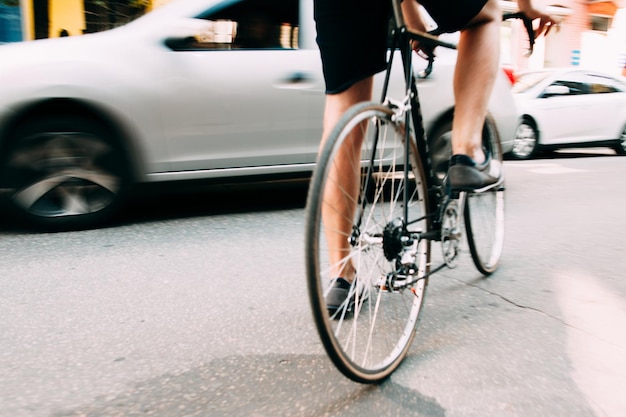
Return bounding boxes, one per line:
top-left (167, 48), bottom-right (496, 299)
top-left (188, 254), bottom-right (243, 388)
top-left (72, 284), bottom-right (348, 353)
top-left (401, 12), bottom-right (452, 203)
top-left (541, 85), bottom-right (570, 98)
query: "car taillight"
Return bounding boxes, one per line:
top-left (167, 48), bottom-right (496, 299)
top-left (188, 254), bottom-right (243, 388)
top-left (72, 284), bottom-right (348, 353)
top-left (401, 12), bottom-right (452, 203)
top-left (502, 66), bottom-right (516, 85)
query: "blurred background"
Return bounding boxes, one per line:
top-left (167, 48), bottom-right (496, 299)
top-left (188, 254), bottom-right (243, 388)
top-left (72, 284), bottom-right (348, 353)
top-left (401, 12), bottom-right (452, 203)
top-left (1, 0), bottom-right (625, 75)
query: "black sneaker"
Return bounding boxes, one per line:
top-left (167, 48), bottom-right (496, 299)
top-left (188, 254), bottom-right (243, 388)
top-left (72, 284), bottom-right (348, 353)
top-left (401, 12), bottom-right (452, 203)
top-left (446, 154), bottom-right (503, 192)
top-left (325, 278), bottom-right (366, 316)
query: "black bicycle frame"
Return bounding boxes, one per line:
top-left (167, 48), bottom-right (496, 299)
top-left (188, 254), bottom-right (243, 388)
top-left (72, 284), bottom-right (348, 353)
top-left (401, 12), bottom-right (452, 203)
top-left (379, 21), bottom-right (457, 232)
top-left (373, 1), bottom-right (533, 234)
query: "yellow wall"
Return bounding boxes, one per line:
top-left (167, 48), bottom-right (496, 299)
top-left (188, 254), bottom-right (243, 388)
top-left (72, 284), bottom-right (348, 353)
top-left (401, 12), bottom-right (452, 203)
top-left (49, 0), bottom-right (85, 37)
top-left (22, 0), bottom-right (170, 40)
top-left (151, 0), bottom-right (171, 9)
top-left (20, 0), bottom-right (33, 40)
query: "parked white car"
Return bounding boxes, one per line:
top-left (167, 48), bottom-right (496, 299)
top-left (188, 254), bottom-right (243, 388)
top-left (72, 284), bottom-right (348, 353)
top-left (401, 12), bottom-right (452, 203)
top-left (510, 68), bottom-right (626, 159)
top-left (0, 0), bottom-right (517, 230)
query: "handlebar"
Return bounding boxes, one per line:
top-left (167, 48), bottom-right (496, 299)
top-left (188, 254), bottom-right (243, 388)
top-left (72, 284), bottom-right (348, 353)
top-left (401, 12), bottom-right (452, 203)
top-left (502, 12), bottom-right (536, 56)
top-left (418, 12), bottom-right (536, 79)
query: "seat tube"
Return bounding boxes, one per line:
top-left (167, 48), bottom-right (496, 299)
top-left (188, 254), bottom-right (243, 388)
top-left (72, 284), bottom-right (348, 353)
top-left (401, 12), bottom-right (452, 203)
top-left (401, 36), bottom-right (413, 232)
top-left (391, 0), bottom-right (405, 28)
top-left (399, 32), bottom-right (438, 226)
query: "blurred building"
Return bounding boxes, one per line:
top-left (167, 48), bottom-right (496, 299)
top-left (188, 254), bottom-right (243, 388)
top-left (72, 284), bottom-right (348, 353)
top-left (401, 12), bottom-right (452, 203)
top-left (0, 0), bottom-right (153, 41)
top-left (0, 1), bottom-right (22, 43)
top-left (1, 0), bottom-right (625, 74)
top-left (501, 0), bottom-right (626, 74)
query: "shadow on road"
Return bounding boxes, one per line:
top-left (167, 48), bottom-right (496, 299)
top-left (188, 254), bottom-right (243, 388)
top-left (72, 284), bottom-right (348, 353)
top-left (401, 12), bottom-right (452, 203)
top-left (53, 353), bottom-right (445, 417)
top-left (117, 178), bottom-right (310, 226)
top-left (0, 179), bottom-right (310, 233)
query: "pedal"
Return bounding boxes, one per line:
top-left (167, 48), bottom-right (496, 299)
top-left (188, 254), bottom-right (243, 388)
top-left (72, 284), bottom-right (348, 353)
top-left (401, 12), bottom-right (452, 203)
top-left (440, 198), bottom-right (462, 268)
top-left (442, 235), bottom-right (460, 268)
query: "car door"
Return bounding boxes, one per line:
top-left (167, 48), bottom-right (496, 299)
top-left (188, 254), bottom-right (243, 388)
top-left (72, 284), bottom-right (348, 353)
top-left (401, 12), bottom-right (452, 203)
top-left (533, 72), bottom-right (590, 145)
top-left (157, 0), bottom-right (324, 175)
top-left (581, 73), bottom-right (626, 141)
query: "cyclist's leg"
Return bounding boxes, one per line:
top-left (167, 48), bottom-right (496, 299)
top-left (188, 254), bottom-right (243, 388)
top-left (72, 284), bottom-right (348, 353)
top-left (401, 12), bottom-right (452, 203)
top-left (451, 0), bottom-right (501, 164)
top-left (314, 0), bottom-right (390, 281)
top-left (416, 0), bottom-right (502, 190)
top-left (320, 77), bottom-right (374, 281)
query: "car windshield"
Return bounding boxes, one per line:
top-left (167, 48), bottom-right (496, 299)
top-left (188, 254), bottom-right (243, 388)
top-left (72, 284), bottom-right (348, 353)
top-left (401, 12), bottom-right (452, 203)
top-left (512, 71), bottom-right (553, 94)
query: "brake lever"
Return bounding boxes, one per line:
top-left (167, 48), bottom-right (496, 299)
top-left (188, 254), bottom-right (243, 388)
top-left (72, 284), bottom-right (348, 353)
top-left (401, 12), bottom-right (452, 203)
top-left (416, 29), bottom-right (442, 79)
top-left (417, 58), bottom-right (433, 79)
top-left (503, 12), bottom-right (535, 56)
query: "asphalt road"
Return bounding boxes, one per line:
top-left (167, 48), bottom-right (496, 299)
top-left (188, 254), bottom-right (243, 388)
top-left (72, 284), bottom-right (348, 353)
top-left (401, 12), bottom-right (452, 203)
top-left (1, 150), bottom-right (625, 417)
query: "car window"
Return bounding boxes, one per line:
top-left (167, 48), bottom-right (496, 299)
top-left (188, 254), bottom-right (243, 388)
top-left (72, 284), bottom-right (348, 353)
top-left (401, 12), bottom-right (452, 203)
top-left (587, 74), bottom-right (625, 94)
top-left (540, 72), bottom-right (588, 97)
top-left (548, 79), bottom-right (586, 95)
top-left (171, 0), bottom-right (299, 51)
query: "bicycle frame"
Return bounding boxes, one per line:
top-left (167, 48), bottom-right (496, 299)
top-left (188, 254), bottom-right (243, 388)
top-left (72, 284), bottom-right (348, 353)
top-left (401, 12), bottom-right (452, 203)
top-left (380, 2), bottom-right (532, 234)
top-left (369, 0), bottom-right (511, 285)
top-left (382, 0), bottom-right (458, 233)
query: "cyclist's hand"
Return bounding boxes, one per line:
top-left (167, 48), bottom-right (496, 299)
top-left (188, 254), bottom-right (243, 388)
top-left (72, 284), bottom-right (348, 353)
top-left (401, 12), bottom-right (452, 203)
top-left (412, 39), bottom-right (436, 61)
top-left (517, 1), bottom-right (560, 37)
top-left (402, 0), bottom-right (435, 59)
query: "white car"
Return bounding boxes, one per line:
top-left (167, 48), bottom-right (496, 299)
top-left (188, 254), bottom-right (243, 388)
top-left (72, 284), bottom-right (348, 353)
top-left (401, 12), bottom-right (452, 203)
top-left (0, 0), bottom-right (517, 230)
top-left (510, 68), bottom-right (626, 159)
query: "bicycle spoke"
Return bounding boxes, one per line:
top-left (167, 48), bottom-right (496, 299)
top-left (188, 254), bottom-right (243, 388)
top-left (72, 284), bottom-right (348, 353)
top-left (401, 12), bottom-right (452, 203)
top-left (465, 124), bottom-right (506, 275)
top-left (305, 103), bottom-right (431, 383)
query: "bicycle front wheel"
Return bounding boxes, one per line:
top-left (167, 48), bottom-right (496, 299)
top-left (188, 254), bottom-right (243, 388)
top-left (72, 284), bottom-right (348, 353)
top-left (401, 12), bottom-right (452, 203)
top-left (305, 102), bottom-right (431, 383)
top-left (464, 122), bottom-right (506, 275)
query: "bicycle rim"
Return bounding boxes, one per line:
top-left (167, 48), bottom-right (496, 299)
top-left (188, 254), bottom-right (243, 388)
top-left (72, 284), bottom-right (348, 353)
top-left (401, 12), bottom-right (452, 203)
top-left (464, 123), bottom-right (505, 275)
top-left (464, 188), bottom-right (505, 274)
top-left (305, 102), bottom-right (431, 383)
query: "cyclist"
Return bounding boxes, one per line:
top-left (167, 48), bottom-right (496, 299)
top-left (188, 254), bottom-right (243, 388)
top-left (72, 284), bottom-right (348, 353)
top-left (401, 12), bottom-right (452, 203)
top-left (314, 0), bottom-right (558, 311)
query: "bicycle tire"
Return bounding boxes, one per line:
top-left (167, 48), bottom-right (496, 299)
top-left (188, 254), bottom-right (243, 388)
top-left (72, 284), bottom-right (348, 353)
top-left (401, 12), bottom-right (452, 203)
top-left (305, 102), bottom-right (431, 383)
top-left (464, 121), bottom-right (505, 275)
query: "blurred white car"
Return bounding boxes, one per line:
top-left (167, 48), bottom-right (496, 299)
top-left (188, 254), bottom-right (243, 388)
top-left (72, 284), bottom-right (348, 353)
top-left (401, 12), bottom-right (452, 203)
top-left (510, 68), bottom-right (626, 159)
top-left (0, 0), bottom-right (517, 230)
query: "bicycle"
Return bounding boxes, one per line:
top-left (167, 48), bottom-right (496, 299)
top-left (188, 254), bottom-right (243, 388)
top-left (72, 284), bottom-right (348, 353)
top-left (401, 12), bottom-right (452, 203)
top-left (305, 1), bottom-right (535, 383)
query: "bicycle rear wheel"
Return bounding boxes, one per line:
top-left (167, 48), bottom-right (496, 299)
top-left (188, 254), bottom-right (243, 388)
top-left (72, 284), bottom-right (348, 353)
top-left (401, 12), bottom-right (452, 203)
top-left (305, 102), bottom-right (431, 383)
top-left (464, 123), bottom-right (505, 275)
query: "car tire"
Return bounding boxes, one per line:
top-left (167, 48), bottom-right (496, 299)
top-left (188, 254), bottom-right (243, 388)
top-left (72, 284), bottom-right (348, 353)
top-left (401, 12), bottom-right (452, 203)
top-left (614, 124), bottom-right (626, 155)
top-left (510, 119), bottom-right (538, 160)
top-left (0, 116), bottom-right (130, 230)
top-left (428, 116), bottom-right (499, 185)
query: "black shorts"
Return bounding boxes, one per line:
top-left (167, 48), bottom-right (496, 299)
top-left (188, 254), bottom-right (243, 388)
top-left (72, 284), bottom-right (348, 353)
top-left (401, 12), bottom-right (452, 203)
top-left (315, 0), bottom-right (488, 94)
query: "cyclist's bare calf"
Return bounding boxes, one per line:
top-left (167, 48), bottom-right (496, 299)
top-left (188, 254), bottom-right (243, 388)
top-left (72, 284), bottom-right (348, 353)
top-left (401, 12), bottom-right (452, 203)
top-left (320, 77), bottom-right (374, 282)
top-left (451, 0), bottom-right (501, 164)
top-left (451, 0), bottom-right (557, 163)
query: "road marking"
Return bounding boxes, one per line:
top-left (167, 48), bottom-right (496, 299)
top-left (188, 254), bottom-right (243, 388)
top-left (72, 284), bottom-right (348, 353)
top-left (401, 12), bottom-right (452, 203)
top-left (506, 162), bottom-right (588, 174)
top-left (555, 270), bottom-right (626, 417)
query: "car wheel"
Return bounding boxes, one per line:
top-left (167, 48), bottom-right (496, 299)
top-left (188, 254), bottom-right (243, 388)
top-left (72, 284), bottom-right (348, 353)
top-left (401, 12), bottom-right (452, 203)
top-left (614, 125), bottom-right (626, 155)
top-left (510, 120), bottom-right (538, 160)
top-left (428, 116), bottom-right (499, 185)
top-left (1, 116), bottom-right (130, 230)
